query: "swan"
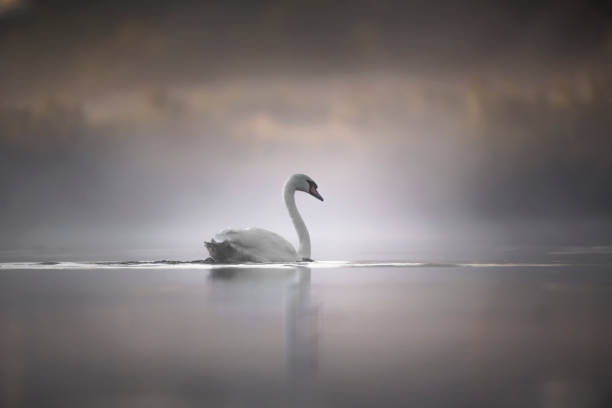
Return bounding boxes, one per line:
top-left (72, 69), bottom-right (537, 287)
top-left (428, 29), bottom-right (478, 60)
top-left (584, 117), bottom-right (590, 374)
top-left (205, 173), bottom-right (323, 263)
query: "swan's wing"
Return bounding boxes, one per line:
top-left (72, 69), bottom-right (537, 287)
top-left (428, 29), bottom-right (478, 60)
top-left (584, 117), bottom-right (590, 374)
top-left (214, 228), bottom-right (298, 262)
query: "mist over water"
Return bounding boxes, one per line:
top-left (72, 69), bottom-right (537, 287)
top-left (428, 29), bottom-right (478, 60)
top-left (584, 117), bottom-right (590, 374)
top-left (1, 2), bottom-right (612, 256)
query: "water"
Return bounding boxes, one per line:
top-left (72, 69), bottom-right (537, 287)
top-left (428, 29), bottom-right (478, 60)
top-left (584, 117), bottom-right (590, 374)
top-left (1, 259), bottom-right (612, 407)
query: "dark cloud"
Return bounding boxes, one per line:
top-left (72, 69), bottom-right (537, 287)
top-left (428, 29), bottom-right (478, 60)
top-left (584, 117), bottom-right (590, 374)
top-left (2, 0), bottom-right (611, 97)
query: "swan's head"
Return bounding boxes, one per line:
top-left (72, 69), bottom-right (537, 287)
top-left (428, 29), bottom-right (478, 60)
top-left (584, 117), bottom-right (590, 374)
top-left (288, 173), bottom-right (324, 201)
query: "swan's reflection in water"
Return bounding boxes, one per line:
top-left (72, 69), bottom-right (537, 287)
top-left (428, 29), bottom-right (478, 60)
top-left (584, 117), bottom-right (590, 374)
top-left (285, 267), bottom-right (318, 402)
top-left (208, 265), bottom-right (318, 403)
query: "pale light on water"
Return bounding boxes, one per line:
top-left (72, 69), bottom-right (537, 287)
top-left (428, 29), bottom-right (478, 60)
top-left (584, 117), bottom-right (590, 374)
top-left (1, 258), bottom-right (611, 407)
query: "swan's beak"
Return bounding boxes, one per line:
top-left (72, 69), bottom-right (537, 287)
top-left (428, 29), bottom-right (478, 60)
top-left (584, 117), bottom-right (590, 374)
top-left (309, 185), bottom-right (324, 201)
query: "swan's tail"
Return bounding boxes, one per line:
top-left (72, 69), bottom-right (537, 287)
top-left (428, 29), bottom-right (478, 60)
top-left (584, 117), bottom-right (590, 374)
top-left (204, 239), bottom-right (236, 262)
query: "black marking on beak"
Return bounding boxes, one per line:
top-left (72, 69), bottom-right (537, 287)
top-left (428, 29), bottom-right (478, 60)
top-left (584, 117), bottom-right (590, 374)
top-left (308, 180), bottom-right (324, 201)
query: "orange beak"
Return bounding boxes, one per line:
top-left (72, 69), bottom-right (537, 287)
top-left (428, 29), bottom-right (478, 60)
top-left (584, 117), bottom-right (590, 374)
top-left (310, 184), bottom-right (324, 201)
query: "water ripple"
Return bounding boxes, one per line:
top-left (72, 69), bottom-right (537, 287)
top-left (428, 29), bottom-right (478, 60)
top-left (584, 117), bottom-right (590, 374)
top-left (0, 260), bottom-right (569, 270)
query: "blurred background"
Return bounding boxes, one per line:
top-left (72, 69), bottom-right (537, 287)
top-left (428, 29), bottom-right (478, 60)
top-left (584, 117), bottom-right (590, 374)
top-left (1, 0), bottom-right (611, 261)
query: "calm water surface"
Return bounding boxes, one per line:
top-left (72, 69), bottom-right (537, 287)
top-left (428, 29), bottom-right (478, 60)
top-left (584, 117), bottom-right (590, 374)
top-left (1, 260), bottom-right (612, 407)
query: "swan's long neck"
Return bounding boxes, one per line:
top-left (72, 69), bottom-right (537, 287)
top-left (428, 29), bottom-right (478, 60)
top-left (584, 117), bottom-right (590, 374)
top-left (284, 181), bottom-right (310, 260)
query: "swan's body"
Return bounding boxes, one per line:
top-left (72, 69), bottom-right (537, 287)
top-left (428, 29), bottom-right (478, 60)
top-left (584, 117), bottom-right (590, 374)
top-left (205, 174), bottom-right (323, 263)
top-left (209, 228), bottom-right (298, 263)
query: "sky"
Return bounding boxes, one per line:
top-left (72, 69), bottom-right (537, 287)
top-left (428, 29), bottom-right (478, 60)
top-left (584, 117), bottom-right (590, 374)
top-left (1, 0), bottom-right (611, 260)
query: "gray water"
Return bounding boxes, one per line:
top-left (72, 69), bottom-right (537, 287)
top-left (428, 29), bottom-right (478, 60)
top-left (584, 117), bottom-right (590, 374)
top-left (1, 258), bottom-right (612, 407)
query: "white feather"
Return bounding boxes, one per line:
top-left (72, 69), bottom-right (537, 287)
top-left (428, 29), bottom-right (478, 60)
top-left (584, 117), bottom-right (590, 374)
top-left (215, 227), bottom-right (298, 262)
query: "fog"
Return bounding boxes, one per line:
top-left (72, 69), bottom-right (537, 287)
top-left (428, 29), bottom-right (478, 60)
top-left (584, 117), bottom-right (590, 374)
top-left (1, 1), bottom-right (611, 260)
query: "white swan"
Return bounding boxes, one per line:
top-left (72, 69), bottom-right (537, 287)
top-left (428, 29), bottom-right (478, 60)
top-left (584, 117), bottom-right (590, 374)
top-left (205, 173), bottom-right (323, 263)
